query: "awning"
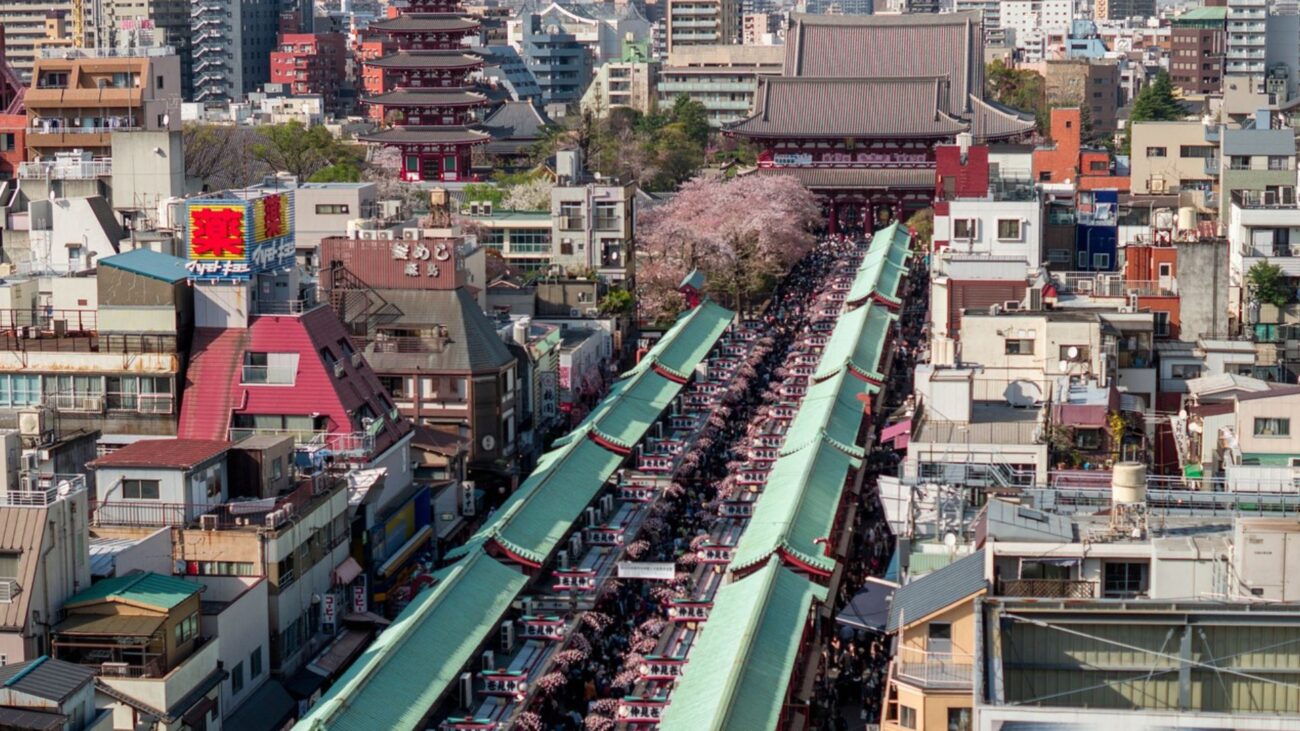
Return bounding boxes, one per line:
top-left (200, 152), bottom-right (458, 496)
top-left (880, 420), bottom-right (912, 443)
top-left (343, 611), bottom-right (392, 627)
top-left (333, 556), bottom-right (363, 587)
top-left (181, 696), bottom-right (215, 728)
top-left (378, 524), bottom-right (434, 578)
top-left (225, 681), bottom-right (295, 731)
top-left (307, 628), bottom-right (372, 678)
top-left (835, 577), bottom-right (897, 633)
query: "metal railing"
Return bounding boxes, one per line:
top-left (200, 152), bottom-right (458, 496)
top-left (18, 158), bottom-right (112, 179)
top-left (1, 475), bottom-right (87, 507)
top-left (27, 126), bottom-right (142, 137)
top-left (38, 46), bottom-right (176, 59)
top-left (92, 475), bottom-right (341, 529)
top-left (998, 578), bottom-right (1097, 599)
top-left (227, 428), bottom-right (375, 457)
top-left (240, 365), bottom-right (297, 385)
top-left (1233, 189), bottom-right (1298, 209)
top-left (253, 295), bottom-right (319, 316)
top-left (894, 647), bottom-right (974, 688)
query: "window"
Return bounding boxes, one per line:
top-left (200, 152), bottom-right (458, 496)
top-left (1039, 171), bottom-right (1052, 181)
top-left (1154, 311), bottom-right (1170, 336)
top-left (1089, 160), bottom-right (1108, 172)
top-left (1170, 363), bottom-right (1202, 379)
top-left (952, 219), bottom-right (976, 239)
top-left (231, 661), bottom-right (244, 695)
top-left (0, 375), bottom-right (40, 408)
top-left (1093, 253), bottom-right (1110, 269)
top-left (0, 553), bottom-right (19, 580)
top-left (1180, 145), bottom-right (1215, 159)
top-left (1004, 339), bottom-right (1034, 355)
top-left (315, 204), bottom-right (350, 215)
top-left (174, 612), bottom-right (198, 644)
top-left (593, 202), bottom-right (619, 231)
top-left (899, 706), bottom-right (918, 730)
top-left (338, 338), bottom-right (356, 358)
top-left (1229, 155), bottom-right (1251, 170)
top-left (44, 376), bottom-right (103, 411)
top-left (1269, 156), bottom-right (1290, 170)
top-left (1102, 561), bottom-right (1147, 598)
top-left (272, 457), bottom-right (284, 482)
top-left (559, 202), bottom-right (583, 229)
top-left (996, 219), bottom-right (1021, 240)
top-left (1145, 147), bottom-right (1167, 157)
top-left (242, 353), bottom-right (298, 385)
top-left (179, 560), bottom-right (256, 576)
top-left (122, 479), bottom-right (161, 500)
top-left (156, 75), bottom-right (164, 89)
top-left (250, 647), bottom-right (263, 679)
top-left (1255, 417), bottom-right (1291, 437)
top-left (0, 134), bottom-right (13, 152)
top-left (948, 708), bottom-right (972, 731)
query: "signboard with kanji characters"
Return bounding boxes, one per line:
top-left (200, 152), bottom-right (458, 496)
top-left (520, 616), bottom-right (566, 641)
top-left (478, 671), bottom-right (527, 697)
top-left (618, 696), bottom-right (667, 723)
top-left (667, 601), bottom-right (711, 623)
top-left (639, 656), bottom-right (687, 681)
top-left (553, 569), bottom-right (596, 593)
top-left (185, 192), bottom-right (295, 281)
top-left (318, 233), bottom-right (461, 290)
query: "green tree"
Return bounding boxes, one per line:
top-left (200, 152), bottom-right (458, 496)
top-left (462, 183), bottom-right (505, 207)
top-left (598, 286), bottom-right (634, 316)
top-left (250, 121), bottom-right (361, 180)
top-left (986, 60), bottom-right (1047, 133)
top-left (1124, 72), bottom-right (1185, 153)
top-left (669, 95), bottom-right (709, 148)
top-left (308, 162), bottom-right (363, 183)
top-left (905, 209), bottom-right (934, 251)
top-left (1247, 260), bottom-right (1293, 308)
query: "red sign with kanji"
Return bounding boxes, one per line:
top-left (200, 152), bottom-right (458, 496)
top-left (188, 205), bottom-right (247, 260)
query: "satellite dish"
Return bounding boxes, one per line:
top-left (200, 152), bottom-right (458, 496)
top-left (1004, 380), bottom-right (1043, 408)
top-left (1058, 359), bottom-right (1069, 373)
top-left (1067, 346), bottom-right (1080, 359)
top-left (162, 113), bottom-right (170, 126)
top-left (943, 533), bottom-right (958, 549)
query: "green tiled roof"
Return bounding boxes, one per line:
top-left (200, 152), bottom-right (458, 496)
top-left (445, 429), bottom-right (625, 565)
top-left (784, 368), bottom-right (872, 449)
top-left (658, 558), bottom-right (827, 731)
top-left (630, 300), bottom-right (734, 379)
top-left (99, 248), bottom-right (189, 284)
top-left (66, 572), bottom-right (199, 611)
top-left (813, 302), bottom-right (897, 383)
top-left (730, 436), bottom-right (860, 574)
top-left (846, 222), bottom-right (911, 306)
top-left (1176, 6), bottom-right (1227, 21)
top-left (297, 553), bottom-right (527, 731)
top-left (556, 366), bottom-right (680, 450)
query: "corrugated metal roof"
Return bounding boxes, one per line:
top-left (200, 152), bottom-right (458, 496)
top-left (887, 549), bottom-right (987, 632)
top-left (784, 369), bottom-right (871, 454)
top-left (88, 439), bottom-right (229, 471)
top-left (99, 248), bottom-right (188, 284)
top-left (0, 656), bottom-right (93, 702)
top-left (361, 288), bottom-right (514, 372)
top-left (65, 571), bottom-right (200, 611)
top-left (0, 706), bottom-right (65, 730)
top-left (296, 553), bottom-right (527, 731)
top-left (0, 506), bottom-right (51, 631)
top-left (89, 536), bottom-right (142, 578)
top-left (982, 499), bottom-right (1075, 543)
top-left (731, 437), bottom-right (860, 574)
top-left (558, 367), bottom-right (679, 449)
top-left (54, 613), bottom-right (165, 637)
top-left (659, 558), bottom-right (827, 731)
top-left (629, 300), bottom-right (734, 379)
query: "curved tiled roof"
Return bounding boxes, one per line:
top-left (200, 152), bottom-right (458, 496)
top-left (357, 125), bottom-right (491, 146)
top-left (731, 76), bottom-right (968, 140)
top-left (361, 90), bottom-right (487, 107)
top-left (365, 51), bottom-right (483, 70)
top-left (367, 15), bottom-right (480, 33)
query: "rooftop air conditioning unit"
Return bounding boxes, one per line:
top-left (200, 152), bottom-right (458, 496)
top-left (265, 510), bottom-right (282, 528)
top-left (600, 495), bottom-right (613, 515)
top-left (482, 202), bottom-right (493, 215)
top-left (470, 202), bottom-right (481, 215)
top-left (403, 229), bottom-right (420, 240)
top-left (350, 352), bottom-right (363, 368)
top-left (556, 549), bottom-right (569, 570)
top-left (100, 662), bottom-right (130, 676)
top-left (20, 452), bottom-right (38, 474)
top-left (17, 409), bottom-right (47, 441)
top-left (585, 308), bottom-right (599, 317)
top-left (200, 514), bottom-right (219, 531)
top-left (570, 308), bottom-right (580, 317)
top-left (458, 672), bottom-right (474, 709)
top-left (1003, 300), bottom-right (1021, 311)
top-left (480, 650), bottom-right (495, 671)
top-left (585, 507), bottom-right (597, 526)
top-left (333, 361), bottom-right (346, 378)
top-left (499, 620), bottom-right (516, 653)
top-left (359, 230), bottom-right (375, 240)
top-left (569, 532), bottom-right (583, 558)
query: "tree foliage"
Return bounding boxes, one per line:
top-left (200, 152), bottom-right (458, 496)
top-left (636, 173), bottom-right (821, 320)
top-left (598, 286), bottom-right (634, 316)
top-left (250, 121), bottom-right (363, 181)
top-left (986, 60), bottom-right (1048, 134)
top-left (308, 162), bottom-right (363, 183)
top-left (184, 121), bottom-right (364, 190)
top-left (906, 208), bottom-right (934, 251)
top-left (1247, 260), bottom-right (1293, 308)
top-left (502, 175), bottom-right (552, 211)
top-left (462, 183), bottom-right (505, 207)
top-left (1124, 72), bottom-right (1185, 153)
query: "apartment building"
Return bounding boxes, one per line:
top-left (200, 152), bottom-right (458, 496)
top-left (0, 0), bottom-right (74, 81)
top-left (98, 0), bottom-right (192, 98)
top-left (270, 33), bottom-right (347, 113)
top-left (23, 47), bottom-right (181, 160)
top-left (1170, 6), bottom-right (1227, 96)
top-left (1041, 60), bottom-right (1120, 138)
top-left (1128, 120), bottom-right (1217, 198)
top-left (551, 151), bottom-right (637, 284)
top-left (666, 0), bottom-right (739, 52)
top-left (657, 44), bottom-right (781, 128)
top-left (190, 0), bottom-right (281, 102)
top-left (581, 55), bottom-right (657, 117)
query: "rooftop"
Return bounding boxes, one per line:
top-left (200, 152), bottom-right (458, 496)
top-left (0, 656), bottom-right (94, 703)
top-left (89, 439), bottom-right (230, 471)
top-left (99, 248), bottom-right (188, 284)
top-left (65, 571), bottom-right (200, 612)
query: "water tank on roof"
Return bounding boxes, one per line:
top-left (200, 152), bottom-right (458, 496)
top-left (1112, 462), bottom-right (1147, 504)
top-left (1177, 206), bottom-right (1196, 232)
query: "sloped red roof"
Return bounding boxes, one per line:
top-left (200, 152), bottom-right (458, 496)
top-left (90, 439), bottom-right (231, 470)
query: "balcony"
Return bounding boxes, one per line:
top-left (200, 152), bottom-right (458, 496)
top-left (240, 365), bottom-right (297, 385)
top-left (998, 578), bottom-right (1097, 599)
top-left (253, 296), bottom-right (320, 316)
top-left (1203, 156), bottom-right (1219, 175)
top-left (18, 157), bottom-right (112, 179)
top-left (94, 473), bottom-right (346, 529)
top-left (894, 647), bottom-right (974, 688)
top-left (227, 428), bottom-right (374, 457)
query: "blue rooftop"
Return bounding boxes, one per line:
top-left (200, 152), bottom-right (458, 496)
top-left (99, 248), bottom-right (188, 284)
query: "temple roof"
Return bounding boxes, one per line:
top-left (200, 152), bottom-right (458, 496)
top-left (358, 125), bottom-right (491, 145)
top-left (362, 90), bottom-right (488, 107)
top-left (969, 95), bottom-right (1038, 139)
top-left (784, 12), bottom-right (982, 106)
top-left (365, 51), bottom-right (483, 70)
top-left (731, 76), bottom-right (968, 140)
top-left (368, 15), bottom-right (481, 33)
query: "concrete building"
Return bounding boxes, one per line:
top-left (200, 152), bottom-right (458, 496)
top-left (1094, 0), bottom-right (1154, 19)
top-left (1042, 59), bottom-right (1120, 137)
top-left (1170, 6), bottom-right (1227, 96)
top-left (190, 0), bottom-right (281, 103)
top-left (580, 54), bottom-right (656, 118)
top-left (656, 44), bottom-right (781, 128)
top-left (270, 32), bottom-right (347, 113)
top-left (291, 182), bottom-right (379, 262)
top-left (518, 13), bottom-right (592, 115)
top-left (666, 0), bottom-right (739, 52)
top-left (1128, 120), bottom-right (1217, 197)
top-left (99, 0), bottom-right (193, 98)
top-left (1001, 0), bottom-right (1073, 42)
top-left (1226, 0), bottom-right (1268, 90)
top-left (1227, 189), bottom-right (1300, 328)
top-left (23, 47), bottom-right (181, 160)
top-left (1217, 109), bottom-right (1295, 227)
top-left (0, 657), bottom-right (108, 730)
top-left (0, 0), bottom-right (74, 81)
top-left (465, 210), bottom-right (555, 274)
top-left (550, 150), bottom-right (636, 283)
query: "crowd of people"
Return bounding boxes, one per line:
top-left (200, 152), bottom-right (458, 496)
top-left (519, 230), bottom-right (923, 731)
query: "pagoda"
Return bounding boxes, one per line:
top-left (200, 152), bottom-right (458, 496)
top-left (360, 0), bottom-right (490, 182)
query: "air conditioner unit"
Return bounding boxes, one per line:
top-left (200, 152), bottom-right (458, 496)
top-left (480, 650), bottom-right (495, 671)
top-left (281, 502), bottom-right (295, 519)
top-left (568, 532), bottom-right (583, 558)
top-left (1149, 177), bottom-right (1167, 194)
top-left (585, 507), bottom-right (597, 526)
top-left (556, 549), bottom-right (569, 570)
top-left (482, 202), bottom-right (493, 215)
top-left (1028, 288), bottom-right (1044, 310)
top-left (100, 662), bottom-right (130, 676)
top-left (265, 510), bottom-right (282, 528)
top-left (585, 308), bottom-right (599, 317)
top-left (569, 308), bottom-right (581, 317)
top-left (403, 229), bottom-right (420, 240)
top-left (333, 361), bottom-right (346, 378)
top-left (359, 230), bottom-right (375, 240)
top-left (1118, 304), bottom-right (1137, 314)
top-left (17, 409), bottom-right (46, 440)
top-left (499, 620), bottom-right (516, 653)
top-left (600, 495), bottom-right (614, 515)
top-left (458, 672), bottom-right (474, 710)
top-left (1289, 457), bottom-right (1300, 468)
top-left (200, 514), bottom-right (219, 531)
top-left (20, 452), bottom-right (38, 474)
top-left (82, 397), bottom-right (103, 413)
top-left (470, 202), bottom-right (481, 216)
top-left (1003, 300), bottom-right (1021, 311)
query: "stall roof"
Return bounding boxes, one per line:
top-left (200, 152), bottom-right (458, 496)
top-left (783, 369), bottom-right (871, 452)
top-left (628, 300), bottom-right (734, 380)
top-left (658, 558), bottom-right (827, 731)
top-left (812, 301), bottom-right (897, 383)
top-left (847, 221), bottom-right (911, 307)
top-left (556, 366), bottom-right (679, 450)
top-left (297, 553), bottom-right (527, 731)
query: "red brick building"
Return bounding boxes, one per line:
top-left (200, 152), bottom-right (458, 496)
top-left (0, 27), bottom-right (27, 179)
top-left (271, 32), bottom-right (348, 112)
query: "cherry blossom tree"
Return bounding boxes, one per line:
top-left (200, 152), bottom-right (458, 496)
top-left (637, 173), bottom-right (820, 320)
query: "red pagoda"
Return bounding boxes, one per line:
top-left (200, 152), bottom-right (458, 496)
top-left (359, 0), bottom-right (489, 182)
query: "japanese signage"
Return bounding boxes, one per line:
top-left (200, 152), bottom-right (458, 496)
top-left (639, 455), bottom-right (673, 472)
top-left (766, 150), bottom-right (932, 168)
top-left (720, 501), bottom-right (754, 518)
top-left (667, 601), bottom-right (712, 622)
top-left (697, 544), bottom-right (734, 564)
top-left (442, 718), bottom-right (498, 731)
top-left (618, 697), bottom-right (667, 723)
top-left (617, 562), bottom-right (676, 580)
top-left (479, 671), bottom-right (527, 697)
top-left (185, 192), bottom-right (295, 281)
top-left (553, 569), bottom-right (596, 593)
top-left (639, 657), bottom-right (687, 681)
top-left (586, 527), bottom-right (624, 546)
top-left (390, 239), bottom-right (451, 279)
top-left (322, 594), bottom-right (337, 626)
top-left (521, 616), bottom-right (566, 641)
top-left (352, 575), bottom-right (369, 614)
top-left (117, 18), bottom-right (155, 29)
top-left (619, 485), bottom-right (656, 502)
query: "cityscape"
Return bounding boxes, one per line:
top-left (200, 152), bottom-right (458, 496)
top-left (0, 0), bottom-right (1295, 729)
